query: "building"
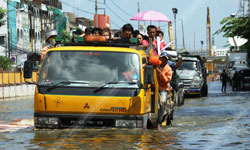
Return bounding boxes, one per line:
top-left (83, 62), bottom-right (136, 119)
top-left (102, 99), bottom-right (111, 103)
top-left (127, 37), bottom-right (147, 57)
top-left (212, 46), bottom-right (230, 56)
top-left (0, 0), bottom-right (7, 57)
top-left (1, 0), bottom-right (66, 67)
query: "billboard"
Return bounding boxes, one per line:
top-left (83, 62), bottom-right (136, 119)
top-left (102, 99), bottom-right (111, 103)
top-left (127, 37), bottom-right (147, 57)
top-left (94, 14), bottom-right (110, 28)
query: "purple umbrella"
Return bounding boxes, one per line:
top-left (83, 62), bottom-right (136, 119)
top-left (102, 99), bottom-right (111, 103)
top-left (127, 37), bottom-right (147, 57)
top-left (130, 10), bottom-right (171, 22)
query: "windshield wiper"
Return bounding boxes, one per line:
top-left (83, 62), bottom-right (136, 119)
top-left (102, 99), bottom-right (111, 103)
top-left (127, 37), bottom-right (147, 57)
top-left (93, 81), bottom-right (137, 93)
top-left (47, 81), bottom-right (90, 91)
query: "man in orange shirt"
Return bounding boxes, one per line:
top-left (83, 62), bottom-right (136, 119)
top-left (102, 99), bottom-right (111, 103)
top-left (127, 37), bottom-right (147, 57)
top-left (155, 51), bottom-right (172, 130)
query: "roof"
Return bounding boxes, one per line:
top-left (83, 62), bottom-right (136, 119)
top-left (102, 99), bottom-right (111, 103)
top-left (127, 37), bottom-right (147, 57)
top-left (48, 46), bottom-right (141, 54)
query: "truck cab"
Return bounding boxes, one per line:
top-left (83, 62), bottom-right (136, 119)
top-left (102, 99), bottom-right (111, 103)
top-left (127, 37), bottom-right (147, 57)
top-left (176, 55), bottom-right (208, 97)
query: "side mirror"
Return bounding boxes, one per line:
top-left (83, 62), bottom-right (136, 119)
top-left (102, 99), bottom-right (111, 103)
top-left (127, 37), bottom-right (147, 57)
top-left (178, 83), bottom-right (184, 88)
top-left (24, 60), bottom-right (33, 78)
top-left (144, 65), bottom-right (154, 84)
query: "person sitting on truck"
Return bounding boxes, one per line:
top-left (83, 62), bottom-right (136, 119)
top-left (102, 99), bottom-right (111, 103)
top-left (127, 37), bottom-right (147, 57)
top-left (102, 27), bottom-right (111, 40)
top-left (142, 25), bottom-right (166, 56)
top-left (121, 23), bottom-right (134, 39)
top-left (156, 30), bottom-right (166, 49)
top-left (142, 25), bottom-right (158, 56)
top-left (155, 51), bottom-right (172, 130)
top-left (93, 27), bottom-right (103, 36)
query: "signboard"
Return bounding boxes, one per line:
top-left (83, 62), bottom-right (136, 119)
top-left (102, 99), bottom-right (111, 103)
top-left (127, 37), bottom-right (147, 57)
top-left (16, 54), bottom-right (27, 67)
top-left (94, 14), bottom-right (110, 28)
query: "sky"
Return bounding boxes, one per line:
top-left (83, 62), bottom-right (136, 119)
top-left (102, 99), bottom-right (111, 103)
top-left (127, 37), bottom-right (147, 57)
top-left (62, 0), bottom-right (241, 50)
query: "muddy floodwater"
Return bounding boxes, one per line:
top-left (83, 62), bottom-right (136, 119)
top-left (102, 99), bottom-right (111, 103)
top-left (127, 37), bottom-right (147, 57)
top-left (0, 81), bottom-right (250, 150)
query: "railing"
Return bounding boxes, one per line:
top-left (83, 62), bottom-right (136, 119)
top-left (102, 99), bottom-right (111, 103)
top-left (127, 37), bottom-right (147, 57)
top-left (0, 70), bottom-right (37, 86)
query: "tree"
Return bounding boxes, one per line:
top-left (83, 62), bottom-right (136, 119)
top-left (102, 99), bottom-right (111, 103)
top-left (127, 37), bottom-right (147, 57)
top-left (215, 16), bottom-right (250, 39)
top-left (0, 56), bottom-right (14, 70)
top-left (73, 27), bottom-right (84, 35)
top-left (0, 6), bottom-right (6, 27)
top-left (60, 29), bottom-right (72, 44)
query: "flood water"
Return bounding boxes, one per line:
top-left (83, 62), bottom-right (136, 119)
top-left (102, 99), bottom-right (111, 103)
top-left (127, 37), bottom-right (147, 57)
top-left (0, 81), bottom-right (250, 150)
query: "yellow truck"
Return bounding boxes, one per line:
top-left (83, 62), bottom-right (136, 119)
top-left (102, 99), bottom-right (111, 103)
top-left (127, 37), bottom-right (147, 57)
top-left (24, 37), bottom-right (175, 129)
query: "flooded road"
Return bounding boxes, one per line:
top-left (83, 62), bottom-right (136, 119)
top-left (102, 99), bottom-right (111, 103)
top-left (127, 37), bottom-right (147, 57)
top-left (0, 81), bottom-right (250, 149)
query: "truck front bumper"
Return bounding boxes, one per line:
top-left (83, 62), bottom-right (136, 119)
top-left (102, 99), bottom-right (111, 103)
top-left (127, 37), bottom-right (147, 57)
top-left (34, 112), bottom-right (148, 129)
top-left (184, 88), bottom-right (200, 94)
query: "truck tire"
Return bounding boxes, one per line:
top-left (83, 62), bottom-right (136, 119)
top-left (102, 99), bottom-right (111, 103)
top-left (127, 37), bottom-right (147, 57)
top-left (201, 83), bottom-right (208, 97)
top-left (179, 92), bottom-right (184, 105)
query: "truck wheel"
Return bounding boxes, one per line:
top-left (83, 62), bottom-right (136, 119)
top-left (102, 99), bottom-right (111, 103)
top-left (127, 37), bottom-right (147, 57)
top-left (179, 92), bottom-right (184, 105)
top-left (201, 84), bottom-right (208, 97)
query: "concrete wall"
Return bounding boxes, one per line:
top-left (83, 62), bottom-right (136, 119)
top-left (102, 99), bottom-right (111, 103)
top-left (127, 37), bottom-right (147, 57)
top-left (0, 84), bottom-right (35, 99)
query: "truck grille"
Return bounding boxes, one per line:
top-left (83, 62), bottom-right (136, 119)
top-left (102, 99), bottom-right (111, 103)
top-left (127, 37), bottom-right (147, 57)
top-left (181, 79), bottom-right (192, 88)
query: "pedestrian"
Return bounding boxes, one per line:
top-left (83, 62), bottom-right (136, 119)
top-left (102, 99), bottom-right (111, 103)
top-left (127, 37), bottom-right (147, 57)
top-left (220, 69), bottom-right (228, 92)
top-left (232, 70), bottom-right (240, 91)
top-left (155, 51), bottom-right (172, 130)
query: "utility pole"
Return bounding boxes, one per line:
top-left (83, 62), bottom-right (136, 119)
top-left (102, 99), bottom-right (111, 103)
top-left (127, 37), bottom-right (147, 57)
top-left (206, 7), bottom-right (211, 56)
top-left (194, 32), bottom-right (195, 54)
top-left (95, 0), bottom-right (98, 27)
top-left (172, 8), bottom-right (178, 50)
top-left (137, 2), bottom-right (140, 30)
top-left (181, 19), bottom-right (185, 49)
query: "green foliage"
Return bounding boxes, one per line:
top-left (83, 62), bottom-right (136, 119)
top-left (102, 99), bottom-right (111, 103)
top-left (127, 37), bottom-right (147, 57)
top-left (89, 20), bottom-right (94, 27)
top-left (74, 27), bottom-right (84, 35)
top-left (215, 16), bottom-right (250, 39)
top-left (0, 7), bottom-right (6, 27)
top-left (0, 56), bottom-right (14, 71)
top-left (60, 29), bottom-right (72, 44)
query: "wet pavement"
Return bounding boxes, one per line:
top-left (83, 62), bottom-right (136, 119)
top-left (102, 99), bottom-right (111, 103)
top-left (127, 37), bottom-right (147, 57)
top-left (0, 81), bottom-right (250, 150)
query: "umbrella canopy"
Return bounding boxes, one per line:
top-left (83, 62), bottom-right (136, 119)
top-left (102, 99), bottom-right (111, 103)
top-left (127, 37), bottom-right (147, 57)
top-left (130, 10), bottom-right (171, 22)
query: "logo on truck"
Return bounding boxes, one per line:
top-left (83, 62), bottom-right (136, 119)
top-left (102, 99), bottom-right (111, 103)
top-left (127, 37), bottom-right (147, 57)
top-left (83, 103), bottom-right (90, 109)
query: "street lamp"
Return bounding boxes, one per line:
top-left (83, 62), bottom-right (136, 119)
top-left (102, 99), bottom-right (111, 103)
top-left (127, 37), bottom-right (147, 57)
top-left (172, 8), bottom-right (178, 50)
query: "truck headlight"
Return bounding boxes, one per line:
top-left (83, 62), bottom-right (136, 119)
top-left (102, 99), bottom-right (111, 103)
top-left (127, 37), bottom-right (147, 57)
top-left (191, 77), bottom-right (201, 88)
top-left (115, 120), bottom-right (142, 128)
top-left (35, 117), bottom-right (58, 125)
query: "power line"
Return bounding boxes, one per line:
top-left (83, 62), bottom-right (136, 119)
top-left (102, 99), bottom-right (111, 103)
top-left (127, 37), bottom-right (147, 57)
top-left (109, 0), bottom-right (134, 17)
top-left (61, 0), bottom-right (94, 15)
top-left (87, 0), bottom-right (104, 4)
top-left (104, 3), bottom-right (136, 26)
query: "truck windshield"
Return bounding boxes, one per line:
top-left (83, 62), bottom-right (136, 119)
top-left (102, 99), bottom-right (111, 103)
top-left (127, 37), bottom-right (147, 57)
top-left (38, 51), bottom-right (141, 88)
top-left (178, 61), bottom-right (197, 70)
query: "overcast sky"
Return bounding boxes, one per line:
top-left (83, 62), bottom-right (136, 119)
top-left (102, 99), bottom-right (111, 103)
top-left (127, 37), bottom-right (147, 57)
top-left (62, 0), bottom-right (241, 50)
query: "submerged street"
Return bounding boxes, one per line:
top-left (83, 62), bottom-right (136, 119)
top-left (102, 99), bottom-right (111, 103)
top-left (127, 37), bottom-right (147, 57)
top-left (0, 81), bottom-right (250, 150)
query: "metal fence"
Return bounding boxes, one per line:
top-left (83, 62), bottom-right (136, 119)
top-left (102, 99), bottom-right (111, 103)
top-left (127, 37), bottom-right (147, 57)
top-left (0, 70), bottom-right (37, 86)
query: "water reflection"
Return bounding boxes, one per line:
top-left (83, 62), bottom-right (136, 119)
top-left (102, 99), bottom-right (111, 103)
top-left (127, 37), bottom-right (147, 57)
top-left (31, 128), bottom-right (177, 149)
top-left (1, 82), bottom-right (250, 149)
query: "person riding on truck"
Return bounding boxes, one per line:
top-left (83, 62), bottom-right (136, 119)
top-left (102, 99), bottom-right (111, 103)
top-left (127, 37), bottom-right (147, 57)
top-left (41, 30), bottom-right (58, 62)
top-left (155, 51), bottom-right (172, 130)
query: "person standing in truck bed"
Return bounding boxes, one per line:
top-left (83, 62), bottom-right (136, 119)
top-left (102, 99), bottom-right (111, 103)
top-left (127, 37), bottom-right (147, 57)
top-left (155, 51), bottom-right (172, 130)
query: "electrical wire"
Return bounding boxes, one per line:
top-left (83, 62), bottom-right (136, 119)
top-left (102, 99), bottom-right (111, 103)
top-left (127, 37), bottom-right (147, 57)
top-left (87, 0), bottom-right (104, 4)
top-left (60, 0), bottom-right (94, 15)
top-left (104, 3), bottom-right (136, 26)
top-left (109, 0), bottom-right (133, 17)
